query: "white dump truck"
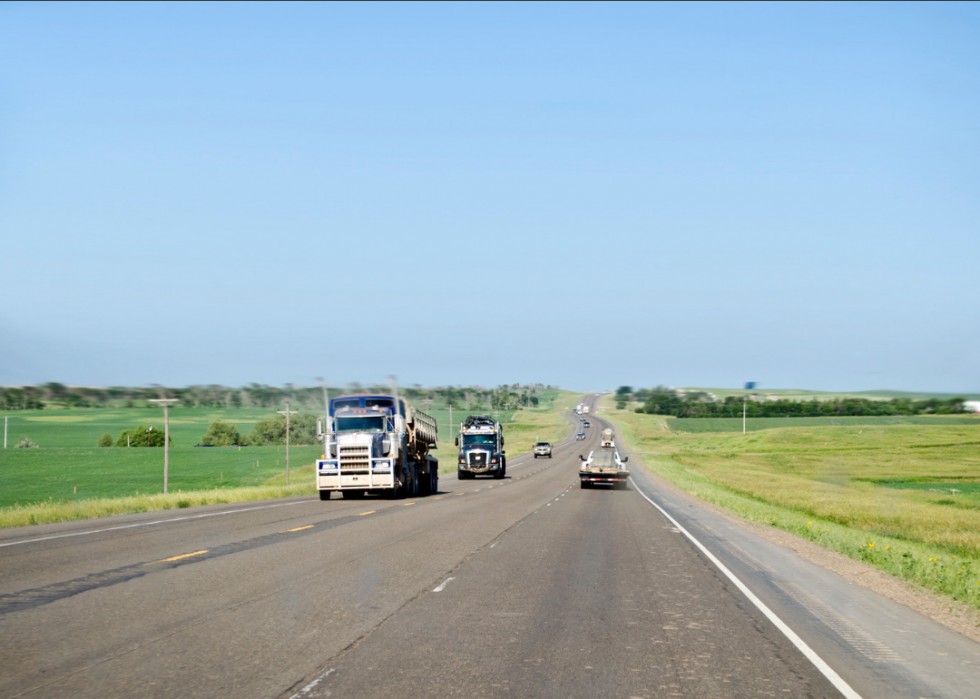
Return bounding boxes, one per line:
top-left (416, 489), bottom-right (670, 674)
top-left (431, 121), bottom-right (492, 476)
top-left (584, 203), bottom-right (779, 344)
top-left (316, 394), bottom-right (438, 500)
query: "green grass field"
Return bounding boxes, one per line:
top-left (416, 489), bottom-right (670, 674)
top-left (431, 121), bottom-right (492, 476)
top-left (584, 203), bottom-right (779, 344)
top-left (0, 390), bottom-right (580, 527)
top-left (599, 394), bottom-right (980, 610)
top-left (676, 387), bottom-right (980, 401)
top-left (668, 415), bottom-right (980, 433)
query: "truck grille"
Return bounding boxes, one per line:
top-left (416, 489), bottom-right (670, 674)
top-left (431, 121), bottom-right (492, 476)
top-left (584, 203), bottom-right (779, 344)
top-left (340, 446), bottom-right (370, 471)
top-left (469, 452), bottom-right (487, 467)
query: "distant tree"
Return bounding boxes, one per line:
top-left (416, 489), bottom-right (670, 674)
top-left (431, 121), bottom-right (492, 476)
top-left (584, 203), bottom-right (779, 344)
top-left (97, 433), bottom-right (114, 447)
top-left (115, 426), bottom-right (170, 447)
top-left (616, 386), bottom-right (633, 397)
top-left (247, 413), bottom-right (319, 446)
top-left (201, 421), bottom-right (241, 446)
top-left (15, 436), bottom-right (39, 448)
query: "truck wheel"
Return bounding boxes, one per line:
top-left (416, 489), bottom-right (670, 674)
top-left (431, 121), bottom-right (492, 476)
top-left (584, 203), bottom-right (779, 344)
top-left (458, 472), bottom-right (466, 480)
top-left (581, 481), bottom-right (590, 489)
top-left (493, 468), bottom-right (504, 480)
top-left (429, 471), bottom-right (438, 495)
top-left (318, 490), bottom-right (331, 501)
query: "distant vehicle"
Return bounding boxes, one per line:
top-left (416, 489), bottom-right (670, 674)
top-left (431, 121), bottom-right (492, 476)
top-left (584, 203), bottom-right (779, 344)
top-left (582, 406), bottom-right (590, 414)
top-left (583, 421), bottom-right (591, 428)
top-left (575, 432), bottom-right (586, 441)
top-left (316, 394), bottom-right (438, 500)
top-left (456, 415), bottom-right (506, 480)
top-left (600, 428), bottom-right (615, 448)
top-left (579, 447), bottom-right (629, 489)
top-left (533, 441), bottom-right (553, 458)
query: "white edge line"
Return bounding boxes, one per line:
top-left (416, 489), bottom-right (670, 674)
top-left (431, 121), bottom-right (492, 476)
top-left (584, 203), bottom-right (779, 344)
top-left (628, 476), bottom-right (862, 699)
top-left (0, 500), bottom-right (309, 549)
top-left (432, 576), bottom-right (455, 592)
top-left (288, 668), bottom-right (335, 699)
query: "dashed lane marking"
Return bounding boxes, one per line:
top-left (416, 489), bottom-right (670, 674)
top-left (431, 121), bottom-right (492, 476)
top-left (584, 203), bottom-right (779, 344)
top-left (402, 502), bottom-right (416, 507)
top-left (287, 668), bottom-right (335, 699)
top-left (146, 550), bottom-right (208, 565)
top-left (283, 525), bottom-right (314, 533)
top-left (432, 577), bottom-right (455, 592)
top-left (357, 511), bottom-right (376, 516)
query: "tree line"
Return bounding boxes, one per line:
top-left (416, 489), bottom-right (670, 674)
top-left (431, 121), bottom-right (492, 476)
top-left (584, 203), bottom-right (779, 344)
top-left (630, 388), bottom-right (970, 418)
top-left (3, 382), bottom-right (555, 412)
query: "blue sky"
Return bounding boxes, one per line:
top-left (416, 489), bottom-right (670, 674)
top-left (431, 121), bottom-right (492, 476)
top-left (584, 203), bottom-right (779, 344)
top-left (1, 2), bottom-right (978, 392)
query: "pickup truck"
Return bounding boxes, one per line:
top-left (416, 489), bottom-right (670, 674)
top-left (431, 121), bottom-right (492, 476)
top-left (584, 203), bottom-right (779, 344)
top-left (533, 441), bottom-right (553, 458)
top-left (579, 447), bottom-right (629, 489)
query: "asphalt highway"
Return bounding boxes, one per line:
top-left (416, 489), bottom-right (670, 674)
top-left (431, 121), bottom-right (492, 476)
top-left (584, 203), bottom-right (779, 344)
top-left (1, 396), bottom-right (978, 698)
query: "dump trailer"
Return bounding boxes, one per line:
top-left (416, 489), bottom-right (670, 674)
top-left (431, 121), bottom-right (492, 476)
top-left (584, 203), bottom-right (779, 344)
top-left (457, 414), bottom-right (506, 479)
top-left (579, 446), bottom-right (630, 489)
top-left (582, 405), bottom-right (590, 414)
top-left (316, 394), bottom-right (438, 500)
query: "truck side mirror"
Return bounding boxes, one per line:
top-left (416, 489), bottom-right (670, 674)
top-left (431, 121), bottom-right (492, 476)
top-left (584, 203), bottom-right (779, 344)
top-left (622, 456), bottom-right (629, 463)
top-left (501, 437), bottom-right (505, 446)
top-left (316, 420), bottom-right (323, 438)
top-left (579, 455), bottom-right (585, 461)
top-left (454, 437), bottom-right (459, 446)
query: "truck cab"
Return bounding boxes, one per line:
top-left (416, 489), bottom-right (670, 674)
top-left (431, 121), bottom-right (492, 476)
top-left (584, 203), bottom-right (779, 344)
top-left (316, 394), bottom-right (438, 500)
top-left (457, 415), bottom-right (506, 479)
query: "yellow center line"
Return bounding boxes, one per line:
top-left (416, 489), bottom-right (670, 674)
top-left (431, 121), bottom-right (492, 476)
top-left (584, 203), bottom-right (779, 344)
top-left (283, 525), bottom-right (313, 533)
top-left (473, 489), bottom-right (480, 492)
top-left (402, 502), bottom-right (416, 506)
top-left (358, 511), bottom-right (376, 516)
top-left (146, 550), bottom-right (208, 565)
top-left (433, 496), bottom-right (443, 500)
top-left (457, 492), bottom-right (465, 496)
top-left (488, 485), bottom-right (493, 489)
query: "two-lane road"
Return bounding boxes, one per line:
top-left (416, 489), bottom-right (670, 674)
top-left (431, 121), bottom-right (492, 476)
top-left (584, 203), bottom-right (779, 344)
top-left (1, 398), bottom-right (978, 698)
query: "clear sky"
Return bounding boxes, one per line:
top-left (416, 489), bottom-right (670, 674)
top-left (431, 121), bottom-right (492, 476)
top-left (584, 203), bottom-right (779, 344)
top-left (1, 2), bottom-right (977, 393)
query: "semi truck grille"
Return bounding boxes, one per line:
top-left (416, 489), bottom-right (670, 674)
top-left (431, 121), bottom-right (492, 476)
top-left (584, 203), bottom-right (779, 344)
top-left (340, 446), bottom-right (370, 470)
top-left (470, 452), bottom-right (487, 467)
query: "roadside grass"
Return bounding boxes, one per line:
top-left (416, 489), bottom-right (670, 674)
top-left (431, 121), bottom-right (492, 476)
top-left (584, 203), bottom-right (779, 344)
top-left (0, 481), bottom-right (315, 529)
top-left (600, 398), bottom-right (980, 611)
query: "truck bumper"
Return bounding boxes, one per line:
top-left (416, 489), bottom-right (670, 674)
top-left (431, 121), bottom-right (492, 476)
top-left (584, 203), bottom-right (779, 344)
top-left (580, 473), bottom-right (630, 486)
top-left (318, 472), bottom-right (394, 490)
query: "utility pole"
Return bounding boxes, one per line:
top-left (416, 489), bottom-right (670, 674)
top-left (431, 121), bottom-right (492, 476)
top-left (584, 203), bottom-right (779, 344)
top-left (743, 397), bottom-right (747, 434)
top-left (278, 400), bottom-right (298, 485)
top-left (148, 399), bottom-right (179, 494)
top-left (4, 415), bottom-right (7, 448)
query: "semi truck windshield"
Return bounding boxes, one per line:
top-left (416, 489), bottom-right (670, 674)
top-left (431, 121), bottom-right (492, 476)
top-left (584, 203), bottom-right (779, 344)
top-left (335, 416), bottom-right (387, 434)
top-left (463, 434), bottom-right (496, 446)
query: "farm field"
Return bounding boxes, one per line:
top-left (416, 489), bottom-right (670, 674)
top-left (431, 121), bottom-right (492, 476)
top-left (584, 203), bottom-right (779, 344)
top-left (668, 415), bottom-right (979, 433)
top-left (0, 390), bottom-right (580, 525)
top-left (677, 387), bottom-right (980, 401)
top-left (600, 395), bottom-right (980, 609)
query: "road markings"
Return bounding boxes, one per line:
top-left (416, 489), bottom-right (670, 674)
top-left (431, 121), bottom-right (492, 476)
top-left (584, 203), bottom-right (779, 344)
top-left (283, 525), bottom-right (313, 532)
top-left (146, 549), bottom-right (208, 565)
top-left (0, 500), bottom-right (309, 549)
top-left (358, 511), bottom-right (376, 516)
top-left (434, 496), bottom-right (444, 500)
top-left (629, 476), bottom-right (863, 699)
top-left (401, 502), bottom-right (416, 507)
top-left (287, 668), bottom-right (335, 699)
top-left (432, 577), bottom-right (455, 592)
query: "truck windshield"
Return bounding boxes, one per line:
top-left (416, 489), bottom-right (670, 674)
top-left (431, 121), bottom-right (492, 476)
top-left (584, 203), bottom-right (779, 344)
top-left (462, 434), bottom-right (495, 446)
top-left (335, 416), bottom-right (387, 434)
